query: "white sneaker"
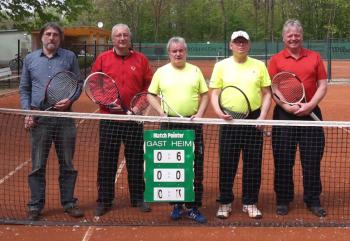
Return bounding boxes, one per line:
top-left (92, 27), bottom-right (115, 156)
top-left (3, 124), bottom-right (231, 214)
top-left (216, 203), bottom-right (232, 219)
top-left (242, 204), bottom-right (262, 219)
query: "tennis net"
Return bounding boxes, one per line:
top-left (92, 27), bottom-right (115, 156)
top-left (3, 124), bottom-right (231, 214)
top-left (0, 108), bottom-right (350, 226)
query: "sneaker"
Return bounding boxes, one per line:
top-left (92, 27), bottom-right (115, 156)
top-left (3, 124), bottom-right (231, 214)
top-left (28, 210), bottom-right (41, 221)
top-left (170, 204), bottom-right (184, 220)
top-left (307, 206), bottom-right (327, 217)
top-left (65, 206), bottom-right (84, 218)
top-left (242, 204), bottom-right (262, 219)
top-left (276, 204), bottom-right (289, 216)
top-left (94, 204), bottom-right (112, 217)
top-left (216, 203), bottom-right (232, 219)
top-left (186, 208), bottom-right (207, 224)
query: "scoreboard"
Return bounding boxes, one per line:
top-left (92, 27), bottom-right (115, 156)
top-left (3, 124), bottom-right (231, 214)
top-left (143, 129), bottom-right (195, 202)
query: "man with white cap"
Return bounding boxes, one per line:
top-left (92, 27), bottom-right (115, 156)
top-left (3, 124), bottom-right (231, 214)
top-left (209, 30), bottom-right (271, 219)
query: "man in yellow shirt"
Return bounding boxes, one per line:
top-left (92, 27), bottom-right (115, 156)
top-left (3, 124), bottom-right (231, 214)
top-left (148, 36), bottom-right (209, 224)
top-left (210, 30), bottom-right (271, 219)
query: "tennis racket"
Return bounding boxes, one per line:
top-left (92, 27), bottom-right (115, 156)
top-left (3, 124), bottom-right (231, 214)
top-left (84, 72), bottom-right (130, 113)
top-left (130, 92), bottom-right (183, 117)
top-left (271, 71), bottom-right (320, 121)
top-left (43, 71), bottom-right (80, 111)
top-left (218, 86), bottom-right (251, 119)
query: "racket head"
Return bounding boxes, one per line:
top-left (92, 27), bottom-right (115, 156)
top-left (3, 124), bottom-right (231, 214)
top-left (44, 71), bottom-right (79, 107)
top-left (84, 72), bottom-right (122, 108)
top-left (271, 71), bottom-right (305, 104)
top-left (130, 92), bottom-right (161, 116)
top-left (218, 86), bottom-right (251, 119)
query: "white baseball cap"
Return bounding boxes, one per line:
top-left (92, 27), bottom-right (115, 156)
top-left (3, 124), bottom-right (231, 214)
top-left (231, 30), bottom-right (250, 41)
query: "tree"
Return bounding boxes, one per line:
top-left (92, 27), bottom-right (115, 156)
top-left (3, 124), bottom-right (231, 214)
top-left (0, 0), bottom-right (91, 31)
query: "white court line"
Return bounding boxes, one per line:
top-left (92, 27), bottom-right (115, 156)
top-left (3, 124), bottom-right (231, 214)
top-left (0, 160), bottom-right (29, 184)
top-left (82, 158), bottom-right (126, 241)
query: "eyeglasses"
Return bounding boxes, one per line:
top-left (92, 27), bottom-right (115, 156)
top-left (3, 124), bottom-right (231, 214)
top-left (232, 40), bottom-right (248, 45)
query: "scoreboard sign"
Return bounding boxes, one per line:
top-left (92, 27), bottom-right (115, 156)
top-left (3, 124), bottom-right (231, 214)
top-left (143, 129), bottom-right (195, 202)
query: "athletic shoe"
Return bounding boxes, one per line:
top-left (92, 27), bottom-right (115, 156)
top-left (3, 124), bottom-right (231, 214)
top-left (65, 206), bottom-right (84, 218)
top-left (216, 203), bottom-right (232, 219)
top-left (28, 210), bottom-right (41, 221)
top-left (186, 208), bottom-right (207, 224)
top-left (94, 204), bottom-right (112, 217)
top-left (308, 206), bottom-right (327, 217)
top-left (276, 204), bottom-right (289, 216)
top-left (242, 204), bottom-right (263, 219)
top-left (170, 204), bottom-right (184, 220)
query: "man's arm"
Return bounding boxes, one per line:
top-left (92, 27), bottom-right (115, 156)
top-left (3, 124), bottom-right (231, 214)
top-left (258, 86), bottom-right (272, 120)
top-left (147, 93), bottom-right (166, 117)
top-left (210, 88), bottom-right (232, 120)
top-left (294, 79), bottom-right (327, 117)
top-left (191, 92), bottom-right (209, 120)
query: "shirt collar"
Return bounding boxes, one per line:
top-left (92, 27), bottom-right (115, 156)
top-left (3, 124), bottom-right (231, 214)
top-left (39, 48), bottom-right (61, 58)
top-left (282, 47), bottom-right (307, 59)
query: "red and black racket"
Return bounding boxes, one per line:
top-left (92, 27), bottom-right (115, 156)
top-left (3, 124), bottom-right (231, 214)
top-left (43, 71), bottom-right (80, 111)
top-left (218, 86), bottom-right (251, 119)
top-left (271, 71), bottom-right (320, 121)
top-left (84, 72), bottom-right (130, 113)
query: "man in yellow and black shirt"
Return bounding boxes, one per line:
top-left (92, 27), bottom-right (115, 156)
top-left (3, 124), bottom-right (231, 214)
top-left (210, 30), bottom-right (271, 220)
top-left (148, 36), bottom-right (209, 224)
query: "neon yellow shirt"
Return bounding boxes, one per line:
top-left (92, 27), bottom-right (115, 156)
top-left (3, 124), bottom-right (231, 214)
top-left (148, 63), bottom-right (208, 116)
top-left (209, 56), bottom-right (271, 111)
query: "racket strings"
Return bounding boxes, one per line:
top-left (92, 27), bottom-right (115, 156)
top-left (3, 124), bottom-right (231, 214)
top-left (219, 87), bottom-right (250, 119)
top-left (86, 75), bottom-right (120, 106)
top-left (46, 73), bottom-right (78, 105)
top-left (272, 74), bottom-right (304, 104)
top-left (130, 94), bottom-right (151, 115)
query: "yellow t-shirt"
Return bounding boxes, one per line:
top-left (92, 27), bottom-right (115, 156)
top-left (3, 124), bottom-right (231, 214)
top-left (209, 56), bottom-right (271, 111)
top-left (148, 63), bottom-right (208, 116)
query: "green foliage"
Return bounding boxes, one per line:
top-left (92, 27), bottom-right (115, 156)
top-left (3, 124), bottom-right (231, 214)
top-left (77, 55), bottom-right (94, 69)
top-left (0, 0), bottom-right (91, 31)
top-left (2, 0), bottom-right (350, 41)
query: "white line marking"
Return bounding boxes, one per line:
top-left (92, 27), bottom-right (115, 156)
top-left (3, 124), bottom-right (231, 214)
top-left (0, 160), bottom-right (29, 184)
top-left (82, 226), bottom-right (95, 241)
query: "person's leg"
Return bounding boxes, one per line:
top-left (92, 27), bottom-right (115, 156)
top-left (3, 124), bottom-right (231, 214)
top-left (27, 117), bottom-right (53, 220)
top-left (241, 125), bottom-right (263, 219)
top-left (272, 125), bottom-right (297, 206)
top-left (184, 124), bottom-right (206, 223)
top-left (242, 125), bottom-right (263, 205)
top-left (218, 125), bottom-right (241, 204)
top-left (123, 121), bottom-right (149, 210)
top-left (54, 118), bottom-right (79, 210)
top-left (299, 126), bottom-right (326, 216)
top-left (96, 120), bottom-right (121, 207)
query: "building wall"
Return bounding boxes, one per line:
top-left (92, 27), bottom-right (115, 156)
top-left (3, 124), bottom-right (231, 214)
top-left (0, 30), bottom-right (31, 66)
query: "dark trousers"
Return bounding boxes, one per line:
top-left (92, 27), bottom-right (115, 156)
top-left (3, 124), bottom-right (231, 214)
top-left (218, 109), bottom-right (263, 205)
top-left (161, 122), bottom-right (204, 209)
top-left (272, 106), bottom-right (325, 207)
top-left (97, 120), bottom-right (145, 206)
top-left (218, 124), bottom-right (263, 205)
top-left (28, 117), bottom-right (78, 211)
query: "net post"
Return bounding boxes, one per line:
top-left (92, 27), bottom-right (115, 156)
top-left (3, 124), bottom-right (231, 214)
top-left (327, 37), bottom-right (332, 82)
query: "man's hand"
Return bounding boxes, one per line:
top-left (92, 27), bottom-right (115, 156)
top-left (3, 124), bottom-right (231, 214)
top-left (24, 115), bottom-right (35, 129)
top-left (54, 98), bottom-right (72, 111)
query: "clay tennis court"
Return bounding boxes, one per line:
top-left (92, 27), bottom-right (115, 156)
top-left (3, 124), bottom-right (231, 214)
top-left (0, 60), bottom-right (350, 240)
